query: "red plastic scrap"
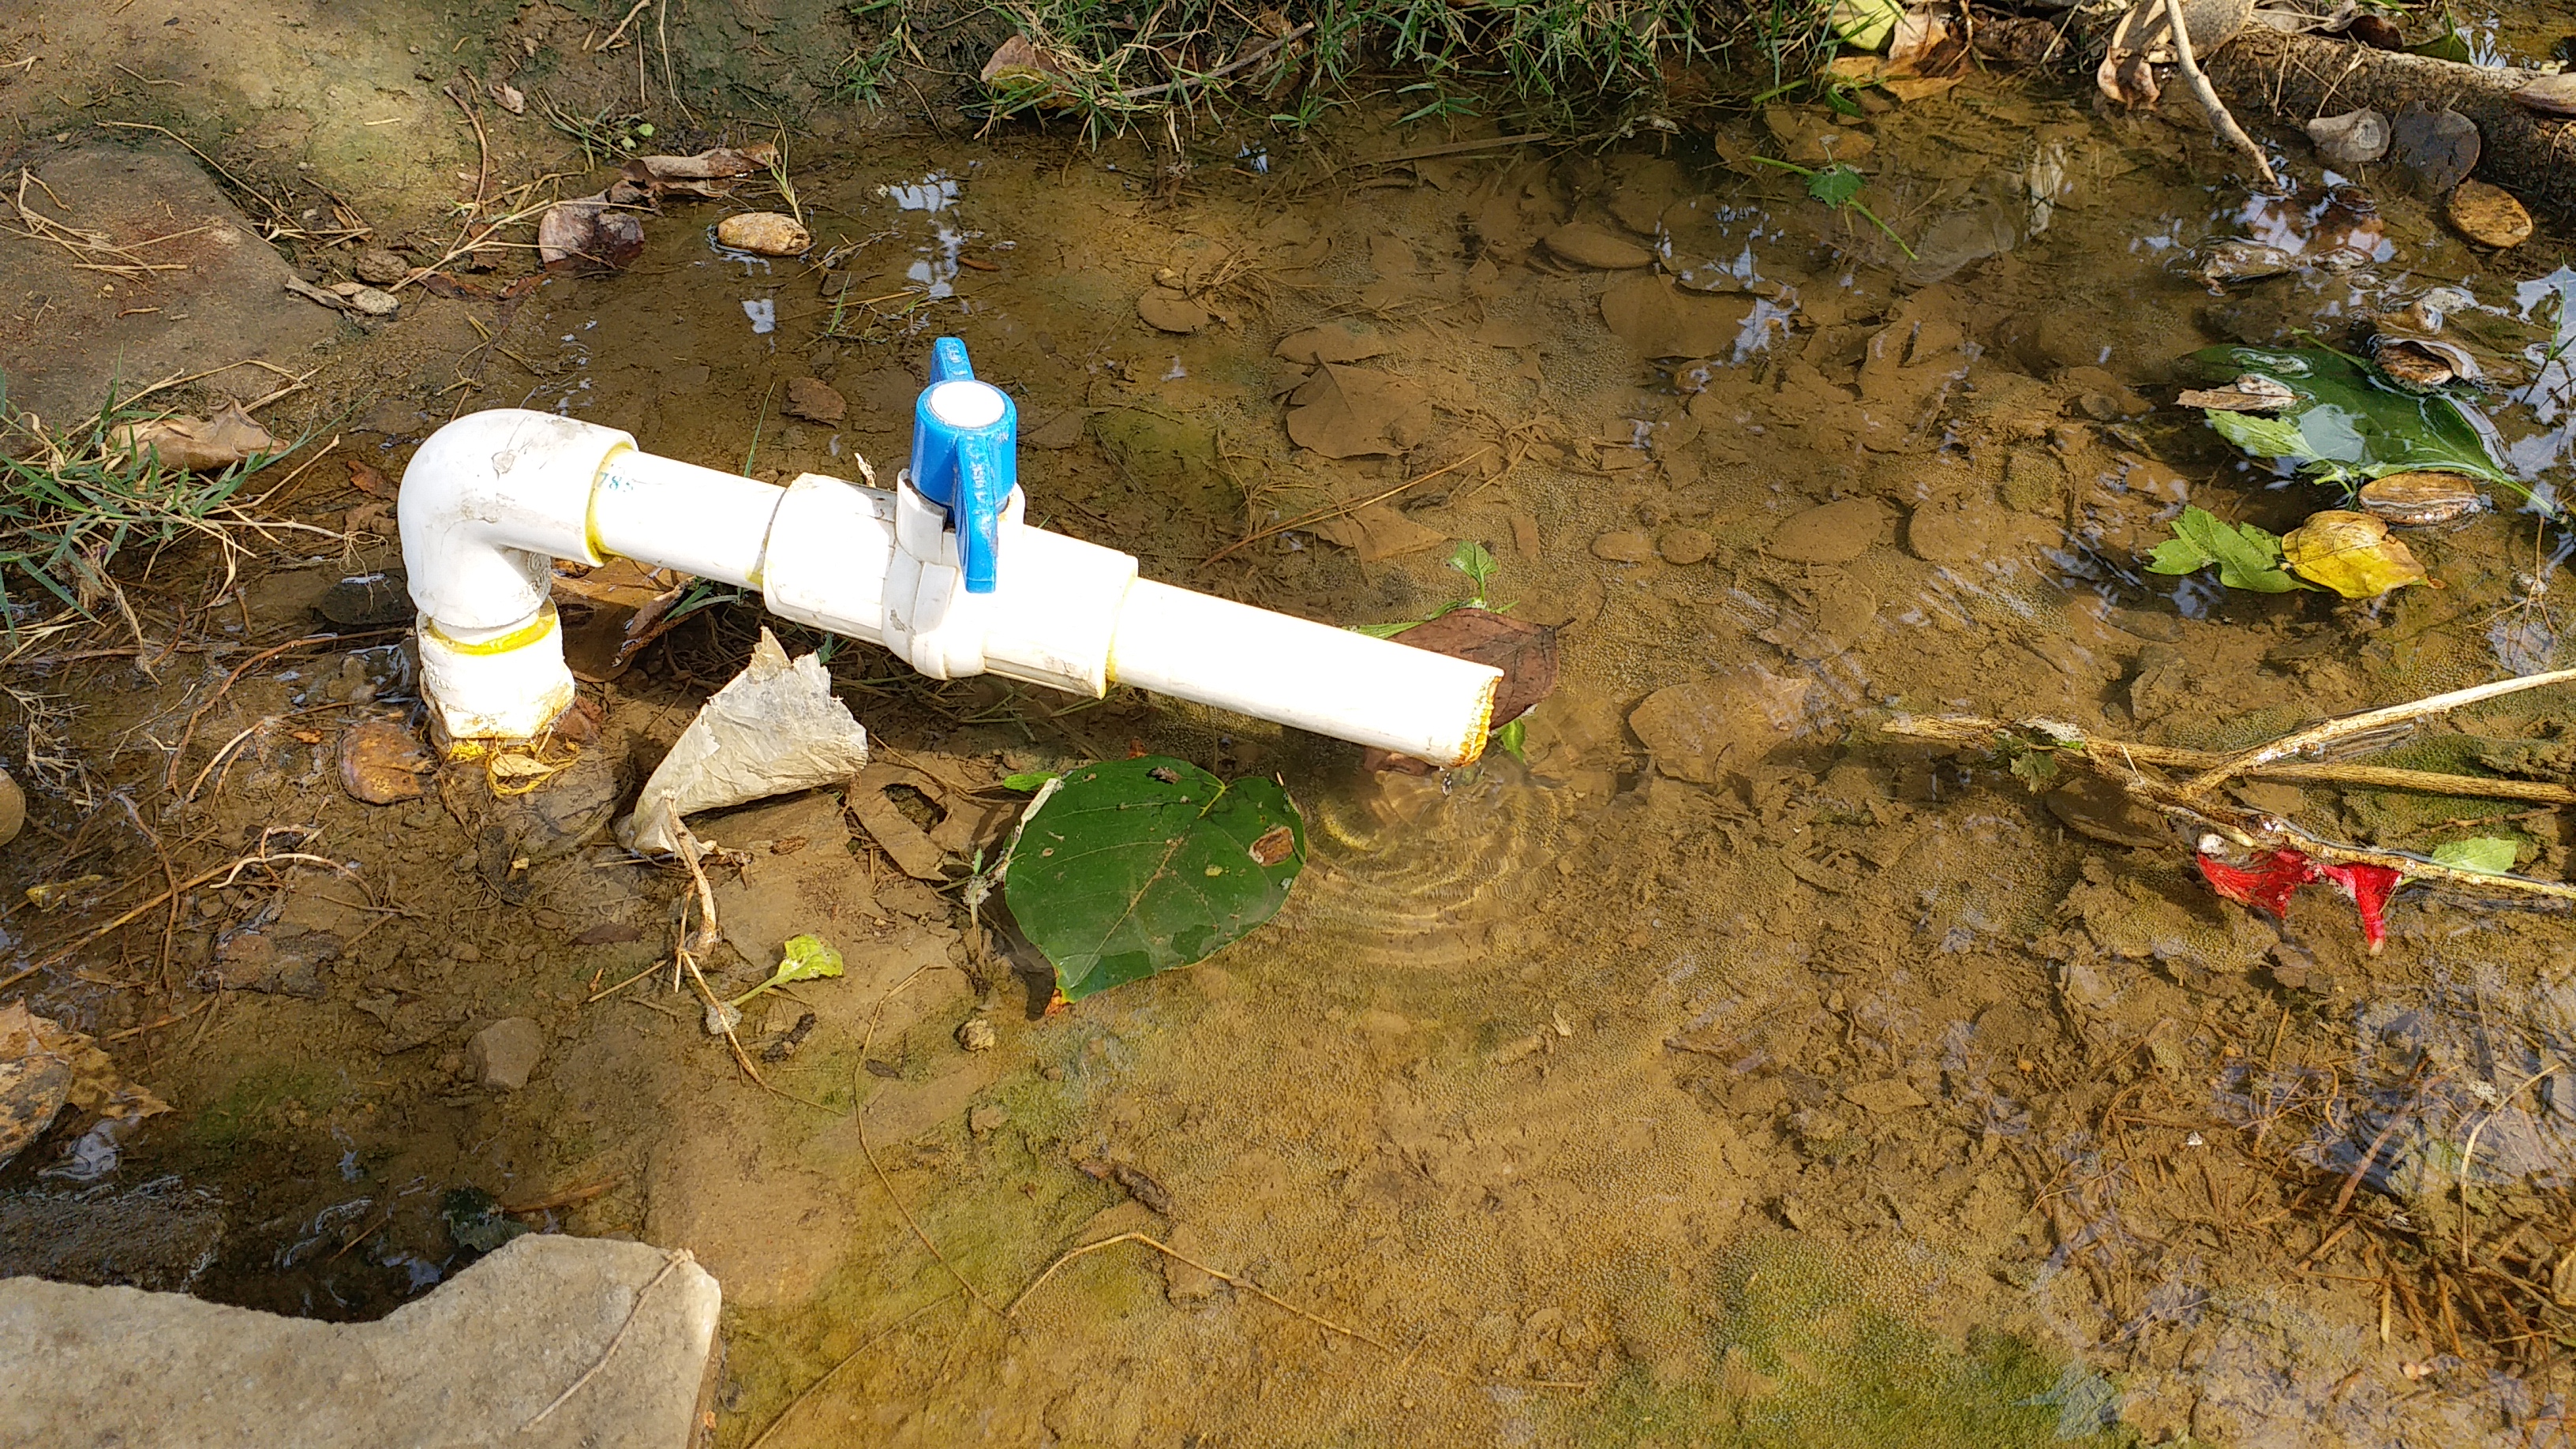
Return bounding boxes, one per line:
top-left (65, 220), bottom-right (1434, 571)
top-left (2314, 860), bottom-right (2402, 955)
top-left (2194, 848), bottom-right (2319, 917)
top-left (2193, 846), bottom-right (2405, 953)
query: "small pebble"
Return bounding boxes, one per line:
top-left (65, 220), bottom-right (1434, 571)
top-left (1590, 530), bottom-right (1657, 563)
top-left (1657, 526), bottom-right (1714, 565)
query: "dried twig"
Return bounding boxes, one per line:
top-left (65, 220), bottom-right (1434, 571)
top-left (1880, 713), bottom-right (2576, 806)
top-left (2160, 0), bottom-right (2278, 187)
top-left (2178, 669), bottom-right (2576, 799)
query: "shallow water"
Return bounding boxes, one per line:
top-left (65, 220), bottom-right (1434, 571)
top-left (13, 49), bottom-right (2576, 1449)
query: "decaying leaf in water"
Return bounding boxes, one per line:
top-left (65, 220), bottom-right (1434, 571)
top-left (1282, 365), bottom-right (1432, 457)
top-left (1598, 274), bottom-right (1753, 359)
top-left (1312, 502), bottom-right (1447, 561)
top-left (2388, 107), bottom-right (2481, 194)
top-left (346, 458), bottom-right (396, 498)
top-left (112, 402), bottom-right (277, 472)
top-left (784, 376), bottom-right (846, 423)
top-left (1136, 286), bottom-right (1211, 335)
top-left (538, 194), bottom-right (645, 273)
top-left (2176, 374), bottom-right (2297, 411)
top-left (2281, 509), bottom-right (2428, 599)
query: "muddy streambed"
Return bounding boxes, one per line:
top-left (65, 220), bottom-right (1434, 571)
top-left (11, 59), bottom-right (2576, 1449)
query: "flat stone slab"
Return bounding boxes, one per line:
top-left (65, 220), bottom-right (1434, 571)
top-left (0, 140), bottom-right (342, 425)
top-left (0, 1234), bottom-right (720, 1448)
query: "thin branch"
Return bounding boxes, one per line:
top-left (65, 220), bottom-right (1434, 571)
top-left (2162, 0), bottom-right (2278, 186)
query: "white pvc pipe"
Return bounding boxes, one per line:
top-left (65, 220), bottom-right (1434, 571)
top-left (400, 410), bottom-right (1500, 765)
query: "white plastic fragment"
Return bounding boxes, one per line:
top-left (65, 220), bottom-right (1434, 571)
top-left (621, 629), bottom-right (871, 855)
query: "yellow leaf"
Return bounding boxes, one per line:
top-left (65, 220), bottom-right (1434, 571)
top-left (2282, 509), bottom-right (2429, 599)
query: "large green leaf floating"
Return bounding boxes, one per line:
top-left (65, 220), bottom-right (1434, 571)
top-left (1004, 756), bottom-right (1306, 1000)
top-left (2188, 345), bottom-right (2516, 490)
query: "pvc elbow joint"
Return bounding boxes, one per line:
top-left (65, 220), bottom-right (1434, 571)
top-left (399, 410), bottom-right (629, 741)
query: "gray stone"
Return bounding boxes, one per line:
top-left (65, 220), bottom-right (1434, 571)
top-left (0, 1234), bottom-right (720, 1449)
top-left (467, 1017), bottom-right (545, 1091)
top-left (0, 142), bottom-right (340, 425)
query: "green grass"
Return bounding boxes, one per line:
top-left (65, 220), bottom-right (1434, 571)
top-left (0, 376), bottom-right (305, 624)
top-left (843, 0), bottom-right (1838, 138)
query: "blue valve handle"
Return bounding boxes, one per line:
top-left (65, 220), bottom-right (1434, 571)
top-left (905, 337), bottom-right (1017, 594)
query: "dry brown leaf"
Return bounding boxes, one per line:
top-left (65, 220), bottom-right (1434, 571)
top-left (114, 402), bottom-right (278, 472)
top-left (346, 458), bottom-right (396, 498)
top-left (552, 557), bottom-right (682, 610)
top-left (0, 1002), bottom-right (168, 1172)
top-left (490, 80), bottom-right (526, 114)
top-left (1282, 365), bottom-right (1433, 458)
top-left (981, 35), bottom-right (1075, 108)
top-left (1394, 608), bottom-right (1558, 725)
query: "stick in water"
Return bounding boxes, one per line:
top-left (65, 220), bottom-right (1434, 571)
top-left (2161, 0), bottom-right (2278, 188)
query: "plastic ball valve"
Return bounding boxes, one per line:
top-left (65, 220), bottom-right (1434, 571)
top-left (903, 337), bottom-right (1017, 594)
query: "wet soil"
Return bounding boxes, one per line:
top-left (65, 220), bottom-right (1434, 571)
top-left (13, 5), bottom-right (2576, 1447)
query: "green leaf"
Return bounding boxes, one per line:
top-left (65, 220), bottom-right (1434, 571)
top-left (1004, 756), bottom-right (1306, 1000)
top-left (1000, 771), bottom-right (1058, 792)
top-left (729, 933), bottom-right (845, 1007)
top-left (1493, 717), bottom-right (1527, 765)
top-left (1807, 164), bottom-right (1867, 209)
top-left (2144, 536), bottom-right (2215, 576)
top-left (1447, 540), bottom-right (1498, 601)
top-left (2009, 749), bottom-right (2059, 792)
top-left (2428, 837), bottom-right (2518, 875)
top-left (2188, 345), bottom-right (2517, 490)
top-left (2205, 410), bottom-right (2312, 461)
top-left (2152, 506), bottom-right (2305, 593)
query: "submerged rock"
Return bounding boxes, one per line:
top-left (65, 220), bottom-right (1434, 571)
top-left (1628, 667), bottom-right (1814, 782)
top-left (2446, 180), bottom-right (2533, 249)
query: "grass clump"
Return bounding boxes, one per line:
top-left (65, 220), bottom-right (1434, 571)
top-left (0, 379), bottom-right (304, 624)
top-left (843, 0), bottom-right (1840, 139)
